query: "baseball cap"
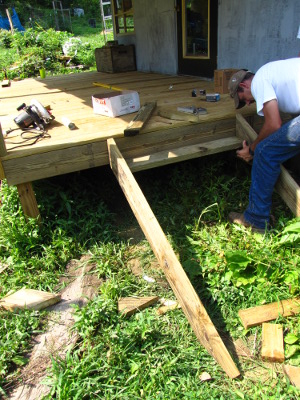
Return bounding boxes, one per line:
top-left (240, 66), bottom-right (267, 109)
top-left (228, 69), bottom-right (250, 109)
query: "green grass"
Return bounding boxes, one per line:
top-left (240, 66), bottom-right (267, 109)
top-left (0, 154), bottom-right (299, 399)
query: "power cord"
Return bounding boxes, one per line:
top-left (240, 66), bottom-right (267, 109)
top-left (4, 127), bottom-right (51, 150)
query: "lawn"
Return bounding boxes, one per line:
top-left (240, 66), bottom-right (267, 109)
top-left (0, 153), bottom-right (299, 399)
top-left (0, 9), bottom-right (300, 400)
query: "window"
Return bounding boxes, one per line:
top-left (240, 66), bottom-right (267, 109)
top-left (113, 0), bottom-right (134, 34)
top-left (182, 0), bottom-right (210, 59)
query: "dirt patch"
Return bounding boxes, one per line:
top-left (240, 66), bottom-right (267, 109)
top-left (7, 256), bottom-right (101, 400)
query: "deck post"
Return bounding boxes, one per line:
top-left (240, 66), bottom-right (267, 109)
top-left (107, 138), bottom-right (240, 379)
top-left (0, 123), bottom-right (7, 179)
top-left (17, 182), bottom-right (41, 221)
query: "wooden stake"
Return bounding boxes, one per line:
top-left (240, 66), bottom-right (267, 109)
top-left (261, 323), bottom-right (284, 362)
top-left (238, 298), bottom-right (300, 329)
top-left (5, 8), bottom-right (14, 34)
top-left (107, 138), bottom-right (240, 379)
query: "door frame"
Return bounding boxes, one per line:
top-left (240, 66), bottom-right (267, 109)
top-left (177, 0), bottom-right (218, 78)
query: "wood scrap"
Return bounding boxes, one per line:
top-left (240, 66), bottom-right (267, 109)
top-left (283, 365), bottom-right (300, 387)
top-left (118, 296), bottom-right (159, 317)
top-left (238, 298), bottom-right (300, 329)
top-left (156, 302), bottom-right (181, 315)
top-left (261, 323), bottom-right (285, 363)
top-left (0, 288), bottom-right (61, 311)
top-left (124, 102), bottom-right (157, 136)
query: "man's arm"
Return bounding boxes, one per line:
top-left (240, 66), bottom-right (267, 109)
top-left (237, 99), bottom-right (282, 162)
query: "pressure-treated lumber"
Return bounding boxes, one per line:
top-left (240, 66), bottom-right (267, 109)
top-left (124, 102), bottom-right (157, 136)
top-left (118, 296), bottom-right (159, 317)
top-left (283, 365), bottom-right (300, 387)
top-left (17, 182), bottom-right (41, 220)
top-left (107, 137), bottom-right (240, 379)
top-left (0, 288), bottom-right (61, 311)
top-left (238, 298), bottom-right (300, 329)
top-left (261, 323), bottom-right (284, 362)
top-left (236, 113), bottom-right (300, 217)
top-left (127, 136), bottom-right (241, 172)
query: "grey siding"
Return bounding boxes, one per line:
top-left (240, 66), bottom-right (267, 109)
top-left (117, 0), bottom-right (300, 75)
top-left (217, 0), bottom-right (300, 72)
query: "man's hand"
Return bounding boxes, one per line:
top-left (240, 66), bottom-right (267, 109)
top-left (236, 140), bottom-right (253, 162)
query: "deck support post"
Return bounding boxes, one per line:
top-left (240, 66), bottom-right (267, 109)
top-left (17, 182), bottom-right (41, 221)
top-left (107, 138), bottom-right (240, 379)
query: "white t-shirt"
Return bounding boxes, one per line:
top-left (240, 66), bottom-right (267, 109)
top-left (251, 58), bottom-right (300, 116)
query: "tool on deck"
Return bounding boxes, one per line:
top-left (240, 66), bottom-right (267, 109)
top-left (14, 99), bottom-right (54, 131)
top-left (93, 82), bottom-right (124, 91)
top-left (177, 106), bottom-right (207, 115)
top-left (124, 101), bottom-right (157, 137)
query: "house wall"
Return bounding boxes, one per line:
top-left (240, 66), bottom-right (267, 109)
top-left (117, 0), bottom-right (300, 75)
top-left (217, 0), bottom-right (300, 72)
top-left (116, 0), bottom-right (178, 75)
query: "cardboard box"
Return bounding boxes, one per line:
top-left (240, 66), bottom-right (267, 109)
top-left (214, 69), bottom-right (239, 94)
top-left (95, 45), bottom-right (136, 73)
top-left (92, 90), bottom-right (140, 117)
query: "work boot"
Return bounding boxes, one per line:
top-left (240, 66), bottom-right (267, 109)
top-left (228, 212), bottom-right (266, 234)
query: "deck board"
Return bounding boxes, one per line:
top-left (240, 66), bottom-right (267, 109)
top-left (0, 71), bottom-right (256, 185)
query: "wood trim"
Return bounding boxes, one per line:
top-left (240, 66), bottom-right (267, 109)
top-left (107, 137), bottom-right (240, 379)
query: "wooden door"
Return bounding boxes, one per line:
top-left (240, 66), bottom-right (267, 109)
top-left (177, 0), bottom-right (218, 78)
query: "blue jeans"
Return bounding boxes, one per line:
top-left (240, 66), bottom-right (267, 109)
top-left (244, 115), bottom-right (300, 229)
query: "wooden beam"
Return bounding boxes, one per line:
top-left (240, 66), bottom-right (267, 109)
top-left (17, 182), bottom-right (41, 221)
top-left (236, 113), bottom-right (300, 217)
top-left (124, 102), bottom-right (157, 137)
top-left (127, 136), bottom-right (241, 172)
top-left (107, 138), bottom-right (240, 379)
top-left (238, 298), bottom-right (300, 329)
top-left (261, 323), bottom-right (284, 362)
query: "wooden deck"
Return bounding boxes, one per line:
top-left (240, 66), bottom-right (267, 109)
top-left (0, 70), bottom-right (257, 189)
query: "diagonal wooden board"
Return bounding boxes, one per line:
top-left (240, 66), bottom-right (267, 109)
top-left (107, 138), bottom-right (240, 379)
top-left (236, 113), bottom-right (300, 217)
top-left (0, 288), bottom-right (61, 311)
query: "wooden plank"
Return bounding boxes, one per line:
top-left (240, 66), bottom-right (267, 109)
top-left (261, 323), bottom-right (284, 362)
top-left (283, 365), bottom-right (300, 387)
top-left (118, 296), bottom-right (159, 317)
top-left (236, 113), bottom-right (300, 217)
top-left (0, 288), bottom-right (61, 311)
top-left (127, 136), bottom-right (241, 172)
top-left (107, 138), bottom-right (240, 379)
top-left (124, 102), bottom-right (157, 137)
top-left (238, 298), bottom-right (300, 329)
top-left (17, 182), bottom-right (41, 220)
